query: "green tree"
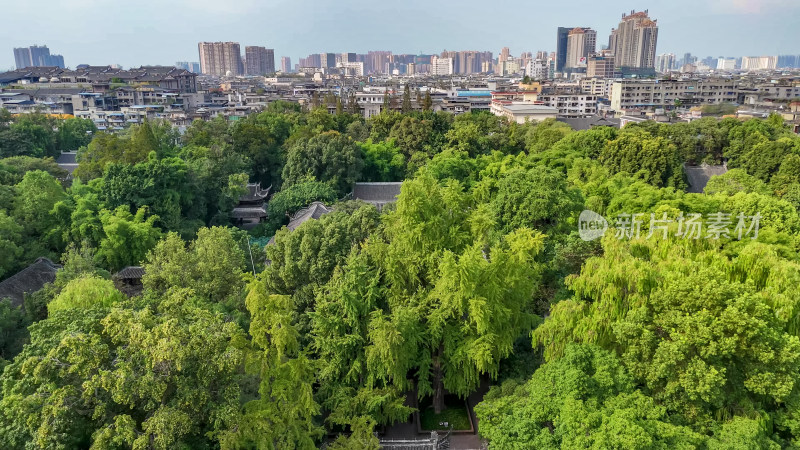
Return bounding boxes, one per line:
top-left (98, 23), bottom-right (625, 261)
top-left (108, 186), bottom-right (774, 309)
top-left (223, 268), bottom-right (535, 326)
top-left (402, 85), bottom-right (412, 113)
top-left (388, 116), bottom-right (434, 158)
top-left (360, 139), bottom-right (406, 182)
top-left (0, 156), bottom-right (67, 185)
top-left (476, 344), bottom-right (703, 449)
top-left (220, 292), bottom-right (323, 449)
top-left (99, 157), bottom-right (191, 231)
top-left (231, 121), bottom-right (283, 187)
top-left (96, 206), bottom-right (162, 271)
top-left (74, 132), bottom-right (130, 180)
top-left (523, 118), bottom-right (573, 153)
top-left (142, 227), bottom-right (248, 318)
top-left (704, 168), bottom-right (771, 196)
top-left (489, 166), bottom-right (583, 234)
top-left (47, 275), bottom-right (124, 314)
top-left (0, 210), bottom-right (24, 279)
top-left (282, 131), bottom-right (363, 195)
top-left (371, 175), bottom-right (546, 413)
top-left (0, 297), bottom-right (247, 449)
top-left (601, 128), bottom-right (686, 188)
top-left (265, 177), bottom-right (338, 233)
top-left (57, 117), bottom-right (97, 151)
top-left (0, 300), bottom-right (29, 369)
top-left (312, 249), bottom-right (414, 427)
top-left (534, 237), bottom-right (800, 434)
top-left (12, 170), bottom-right (67, 253)
top-left (422, 91), bottom-right (433, 111)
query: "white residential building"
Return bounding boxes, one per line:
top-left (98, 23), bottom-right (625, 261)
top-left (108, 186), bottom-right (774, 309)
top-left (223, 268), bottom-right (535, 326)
top-left (337, 61), bottom-right (364, 76)
top-left (741, 56), bottom-right (778, 71)
top-left (581, 77), bottom-right (616, 98)
top-left (525, 58), bottom-right (549, 80)
top-left (431, 56), bottom-right (454, 76)
top-left (716, 58), bottom-right (737, 71)
top-left (537, 93), bottom-right (598, 118)
top-left (610, 79), bottom-right (738, 112)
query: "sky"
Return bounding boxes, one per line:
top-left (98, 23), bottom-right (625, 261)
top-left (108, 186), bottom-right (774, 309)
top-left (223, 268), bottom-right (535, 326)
top-left (1, 0), bottom-right (799, 71)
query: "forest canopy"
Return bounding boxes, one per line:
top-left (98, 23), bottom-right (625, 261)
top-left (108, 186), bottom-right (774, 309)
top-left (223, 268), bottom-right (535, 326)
top-left (1, 106), bottom-right (800, 449)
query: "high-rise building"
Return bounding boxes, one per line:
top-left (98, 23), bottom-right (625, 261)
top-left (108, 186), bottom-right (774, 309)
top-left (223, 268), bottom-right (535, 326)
top-left (340, 53), bottom-right (357, 63)
top-left (303, 54), bottom-right (322, 68)
top-left (609, 10), bottom-right (659, 70)
top-left (565, 27), bottom-right (597, 69)
top-left (366, 51), bottom-right (392, 74)
top-left (446, 50), bottom-right (493, 74)
top-left (500, 47), bottom-right (510, 63)
top-left (245, 46), bottom-right (275, 75)
top-left (431, 56), bottom-right (454, 75)
top-left (555, 27), bottom-right (573, 72)
top-left (281, 56), bottom-right (292, 73)
top-left (320, 53), bottom-right (337, 68)
top-left (198, 42), bottom-right (243, 76)
top-left (778, 55), bottom-right (800, 69)
top-left (13, 45), bottom-right (65, 69)
top-left (716, 58), bottom-right (737, 71)
top-left (655, 53), bottom-right (675, 73)
top-left (741, 56), bottom-right (778, 71)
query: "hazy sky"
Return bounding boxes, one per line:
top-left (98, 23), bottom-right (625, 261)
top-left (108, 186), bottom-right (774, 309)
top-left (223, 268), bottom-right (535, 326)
top-left (1, 0), bottom-right (799, 70)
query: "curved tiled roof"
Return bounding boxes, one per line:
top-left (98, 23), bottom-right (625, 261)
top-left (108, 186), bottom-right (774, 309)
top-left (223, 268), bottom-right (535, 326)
top-left (0, 258), bottom-right (61, 307)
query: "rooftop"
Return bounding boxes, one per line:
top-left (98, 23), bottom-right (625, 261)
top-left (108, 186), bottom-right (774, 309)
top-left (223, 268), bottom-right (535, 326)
top-left (0, 258), bottom-right (61, 308)
top-left (353, 182), bottom-right (403, 203)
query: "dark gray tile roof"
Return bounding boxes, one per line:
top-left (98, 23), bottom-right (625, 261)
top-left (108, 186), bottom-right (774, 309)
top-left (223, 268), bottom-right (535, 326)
top-left (56, 151), bottom-right (77, 165)
top-left (231, 206), bottom-right (267, 219)
top-left (287, 202), bottom-right (332, 231)
top-left (685, 163), bottom-right (728, 194)
top-left (239, 183), bottom-right (271, 203)
top-left (0, 258), bottom-right (61, 307)
top-left (557, 115), bottom-right (621, 131)
top-left (115, 266), bottom-right (145, 280)
top-left (353, 182), bottom-right (402, 203)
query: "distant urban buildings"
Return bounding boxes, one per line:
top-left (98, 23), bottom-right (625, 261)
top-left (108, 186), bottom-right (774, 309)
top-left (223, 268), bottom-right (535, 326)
top-left (198, 42), bottom-right (243, 76)
top-left (176, 61), bottom-right (201, 73)
top-left (245, 46), bottom-right (275, 75)
top-left (609, 10), bottom-right (659, 74)
top-left (555, 27), bottom-right (573, 73)
top-left (565, 27), bottom-right (597, 70)
top-left (13, 45), bottom-right (65, 69)
top-left (742, 56), bottom-right (778, 71)
top-left (778, 55), bottom-right (800, 69)
top-left (587, 52), bottom-right (615, 78)
top-left (280, 56), bottom-right (292, 73)
top-left (431, 56), bottom-right (454, 75)
top-left (655, 53), bottom-right (675, 73)
top-left (716, 58), bottom-right (737, 71)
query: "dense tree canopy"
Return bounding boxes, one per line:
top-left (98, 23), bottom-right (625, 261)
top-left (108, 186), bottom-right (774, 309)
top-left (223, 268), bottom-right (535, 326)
top-left (2, 105), bottom-right (800, 448)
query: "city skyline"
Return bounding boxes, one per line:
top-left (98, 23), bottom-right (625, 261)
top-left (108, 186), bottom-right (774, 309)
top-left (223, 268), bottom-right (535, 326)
top-left (1, 0), bottom-right (799, 70)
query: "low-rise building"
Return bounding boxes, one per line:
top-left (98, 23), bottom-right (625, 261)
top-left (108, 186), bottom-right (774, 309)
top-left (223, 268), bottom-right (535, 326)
top-left (491, 101), bottom-right (559, 123)
top-left (610, 79), bottom-right (738, 112)
top-left (537, 93), bottom-right (598, 118)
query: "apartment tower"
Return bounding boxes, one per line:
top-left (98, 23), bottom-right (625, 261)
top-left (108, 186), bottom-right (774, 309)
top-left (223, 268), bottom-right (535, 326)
top-left (198, 42), bottom-right (244, 76)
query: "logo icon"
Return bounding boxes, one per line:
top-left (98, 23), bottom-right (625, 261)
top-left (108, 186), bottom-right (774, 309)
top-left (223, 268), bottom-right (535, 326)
top-left (579, 210), bottom-right (608, 241)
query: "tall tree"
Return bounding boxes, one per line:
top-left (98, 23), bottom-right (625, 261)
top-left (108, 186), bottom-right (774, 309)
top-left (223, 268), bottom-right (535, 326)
top-left (96, 206), bottom-right (162, 271)
top-left (0, 296), bottom-right (247, 450)
top-left (402, 85), bottom-right (412, 113)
